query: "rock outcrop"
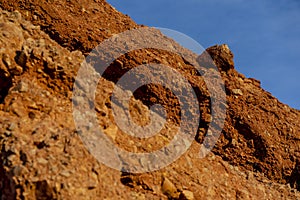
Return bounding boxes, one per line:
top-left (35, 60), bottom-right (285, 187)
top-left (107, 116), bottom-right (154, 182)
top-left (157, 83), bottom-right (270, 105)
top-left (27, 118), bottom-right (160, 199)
top-left (0, 0), bottom-right (299, 199)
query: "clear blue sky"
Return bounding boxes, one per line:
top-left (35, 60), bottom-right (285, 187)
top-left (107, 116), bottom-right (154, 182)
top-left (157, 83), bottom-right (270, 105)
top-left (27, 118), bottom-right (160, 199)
top-left (107, 0), bottom-right (300, 109)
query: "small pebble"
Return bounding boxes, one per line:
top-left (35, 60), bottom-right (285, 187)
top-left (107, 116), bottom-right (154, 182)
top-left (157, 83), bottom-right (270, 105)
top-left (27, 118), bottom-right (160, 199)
top-left (232, 89), bottom-right (243, 96)
top-left (60, 170), bottom-right (71, 177)
top-left (8, 123), bottom-right (17, 131)
top-left (37, 158), bottom-right (48, 164)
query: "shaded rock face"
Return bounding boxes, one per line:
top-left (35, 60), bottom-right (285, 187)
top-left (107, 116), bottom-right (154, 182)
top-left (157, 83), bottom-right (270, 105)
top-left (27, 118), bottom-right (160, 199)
top-left (0, 62), bottom-right (12, 102)
top-left (0, 0), bottom-right (299, 199)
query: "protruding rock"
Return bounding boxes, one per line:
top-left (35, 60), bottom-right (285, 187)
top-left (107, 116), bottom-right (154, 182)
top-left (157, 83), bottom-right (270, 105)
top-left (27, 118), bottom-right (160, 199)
top-left (206, 44), bottom-right (234, 72)
top-left (15, 49), bottom-right (29, 68)
top-left (232, 88), bottom-right (243, 96)
top-left (15, 80), bottom-right (29, 93)
top-left (161, 177), bottom-right (179, 199)
top-left (179, 190), bottom-right (195, 200)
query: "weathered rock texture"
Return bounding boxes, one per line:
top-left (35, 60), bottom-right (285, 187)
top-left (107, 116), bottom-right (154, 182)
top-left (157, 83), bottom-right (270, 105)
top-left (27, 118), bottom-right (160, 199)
top-left (0, 0), bottom-right (299, 199)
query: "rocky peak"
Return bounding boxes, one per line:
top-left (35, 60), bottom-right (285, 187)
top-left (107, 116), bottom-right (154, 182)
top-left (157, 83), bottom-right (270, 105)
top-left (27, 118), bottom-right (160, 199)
top-left (206, 44), bottom-right (235, 72)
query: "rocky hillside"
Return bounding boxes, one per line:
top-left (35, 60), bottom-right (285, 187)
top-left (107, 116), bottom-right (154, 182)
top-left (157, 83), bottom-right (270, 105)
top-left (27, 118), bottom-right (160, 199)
top-left (0, 0), bottom-right (300, 199)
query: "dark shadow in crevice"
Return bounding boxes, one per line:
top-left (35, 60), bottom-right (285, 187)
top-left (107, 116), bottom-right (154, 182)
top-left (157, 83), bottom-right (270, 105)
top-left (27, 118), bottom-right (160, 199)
top-left (0, 144), bottom-right (17, 200)
top-left (289, 159), bottom-right (300, 191)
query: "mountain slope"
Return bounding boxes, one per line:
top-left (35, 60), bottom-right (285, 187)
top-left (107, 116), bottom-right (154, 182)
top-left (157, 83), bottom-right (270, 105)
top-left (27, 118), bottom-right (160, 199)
top-left (0, 0), bottom-right (300, 199)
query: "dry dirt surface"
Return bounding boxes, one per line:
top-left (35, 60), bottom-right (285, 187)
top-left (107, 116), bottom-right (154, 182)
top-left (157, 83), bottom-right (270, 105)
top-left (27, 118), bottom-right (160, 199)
top-left (0, 0), bottom-right (300, 199)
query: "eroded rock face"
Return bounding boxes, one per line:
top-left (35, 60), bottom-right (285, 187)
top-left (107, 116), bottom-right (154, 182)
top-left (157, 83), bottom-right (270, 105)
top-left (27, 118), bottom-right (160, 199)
top-left (0, 1), bottom-right (299, 199)
top-left (0, 16), bottom-right (25, 102)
